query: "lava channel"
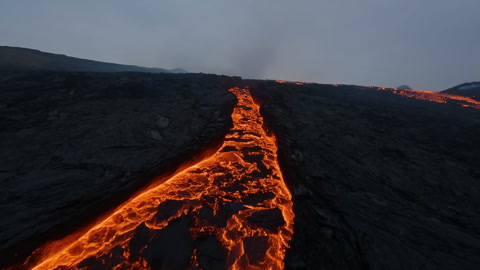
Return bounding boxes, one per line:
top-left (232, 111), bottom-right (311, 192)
top-left (25, 87), bottom-right (294, 270)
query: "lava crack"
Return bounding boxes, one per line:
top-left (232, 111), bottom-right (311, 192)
top-left (26, 87), bottom-right (294, 270)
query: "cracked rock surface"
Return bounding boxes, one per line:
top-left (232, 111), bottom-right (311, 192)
top-left (251, 81), bottom-right (480, 270)
top-left (0, 71), bottom-right (237, 268)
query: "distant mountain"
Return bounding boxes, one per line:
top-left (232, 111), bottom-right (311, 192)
top-left (396, 85), bottom-right (412, 90)
top-left (441, 82), bottom-right (480, 101)
top-left (169, 68), bottom-right (188, 74)
top-left (0, 46), bottom-right (187, 74)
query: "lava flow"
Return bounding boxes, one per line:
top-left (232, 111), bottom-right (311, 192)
top-left (372, 86), bottom-right (480, 109)
top-left (25, 87), bottom-right (294, 270)
top-left (275, 80), bottom-right (311, 85)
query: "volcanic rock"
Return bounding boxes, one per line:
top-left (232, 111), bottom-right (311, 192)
top-left (0, 71), bottom-right (237, 268)
top-left (246, 208), bottom-right (285, 231)
top-left (141, 215), bottom-right (194, 270)
top-left (250, 81), bottom-right (480, 270)
top-left (242, 192), bottom-right (276, 205)
top-left (243, 236), bottom-right (269, 265)
top-left (155, 200), bottom-right (185, 221)
top-left (194, 236), bottom-right (228, 270)
top-left (3, 70), bottom-right (480, 270)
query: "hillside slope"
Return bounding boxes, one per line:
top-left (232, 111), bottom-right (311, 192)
top-left (0, 46), bottom-right (186, 73)
top-left (441, 82), bottom-right (480, 101)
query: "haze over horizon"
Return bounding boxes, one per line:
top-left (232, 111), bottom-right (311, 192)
top-left (1, 0), bottom-right (479, 91)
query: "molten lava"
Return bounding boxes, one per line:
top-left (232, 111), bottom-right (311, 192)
top-left (373, 86), bottom-right (480, 109)
top-left (275, 80), bottom-right (310, 86)
top-left (26, 87), bottom-right (294, 270)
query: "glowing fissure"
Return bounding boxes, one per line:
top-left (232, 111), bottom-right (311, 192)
top-left (27, 87), bottom-right (294, 270)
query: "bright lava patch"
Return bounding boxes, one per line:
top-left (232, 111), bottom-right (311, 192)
top-left (26, 87), bottom-right (294, 270)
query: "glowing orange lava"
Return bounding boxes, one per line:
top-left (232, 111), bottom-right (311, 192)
top-left (275, 80), bottom-right (310, 86)
top-left (373, 86), bottom-right (480, 109)
top-left (25, 87), bottom-right (294, 270)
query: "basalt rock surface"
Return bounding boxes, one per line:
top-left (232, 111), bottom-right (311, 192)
top-left (250, 81), bottom-right (480, 270)
top-left (0, 71), bottom-right (237, 268)
top-left (3, 72), bottom-right (480, 270)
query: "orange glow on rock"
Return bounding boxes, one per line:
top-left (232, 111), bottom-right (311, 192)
top-left (25, 87), bottom-right (294, 270)
top-left (374, 87), bottom-right (480, 109)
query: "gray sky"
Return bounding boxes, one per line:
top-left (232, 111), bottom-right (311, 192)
top-left (1, 0), bottom-right (479, 91)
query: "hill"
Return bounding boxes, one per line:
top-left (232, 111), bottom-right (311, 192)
top-left (0, 46), bottom-right (186, 73)
top-left (441, 82), bottom-right (480, 101)
top-left (396, 85), bottom-right (412, 89)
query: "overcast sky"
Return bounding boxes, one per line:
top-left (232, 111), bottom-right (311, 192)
top-left (1, 0), bottom-right (479, 90)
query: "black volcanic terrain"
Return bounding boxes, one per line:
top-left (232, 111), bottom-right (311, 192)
top-left (249, 81), bottom-right (480, 269)
top-left (1, 68), bottom-right (479, 269)
top-left (0, 71), bottom-right (237, 268)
